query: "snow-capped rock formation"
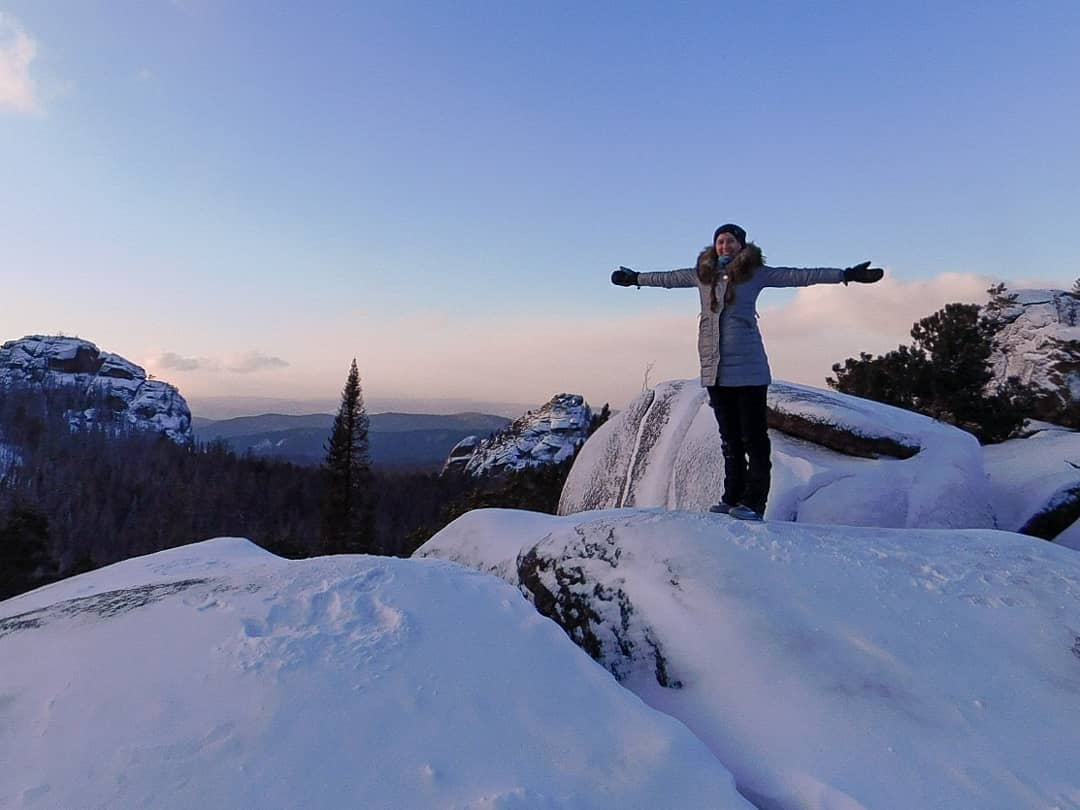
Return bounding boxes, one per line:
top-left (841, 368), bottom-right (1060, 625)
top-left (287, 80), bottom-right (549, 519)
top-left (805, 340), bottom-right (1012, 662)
top-left (0, 538), bottom-right (746, 809)
top-left (984, 423), bottom-right (1080, 546)
top-left (441, 434), bottom-right (481, 475)
top-left (560, 379), bottom-right (994, 530)
top-left (987, 288), bottom-right (1080, 427)
top-left (419, 507), bottom-right (1080, 809)
top-left (447, 393), bottom-right (592, 476)
top-left (0, 335), bottom-right (192, 444)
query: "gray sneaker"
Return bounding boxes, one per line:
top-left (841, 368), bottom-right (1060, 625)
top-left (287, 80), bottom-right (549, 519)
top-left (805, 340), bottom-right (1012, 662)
top-left (709, 502), bottom-right (733, 514)
top-left (729, 504), bottom-right (763, 521)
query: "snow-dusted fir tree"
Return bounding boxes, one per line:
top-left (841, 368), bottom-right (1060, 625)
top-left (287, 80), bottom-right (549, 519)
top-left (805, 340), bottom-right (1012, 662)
top-left (982, 281), bottom-right (1019, 322)
top-left (321, 359), bottom-right (375, 555)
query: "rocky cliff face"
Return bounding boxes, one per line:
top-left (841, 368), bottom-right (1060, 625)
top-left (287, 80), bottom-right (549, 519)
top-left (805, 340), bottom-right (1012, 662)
top-left (443, 393), bottom-right (592, 476)
top-left (0, 335), bottom-right (192, 444)
top-left (987, 288), bottom-right (1080, 428)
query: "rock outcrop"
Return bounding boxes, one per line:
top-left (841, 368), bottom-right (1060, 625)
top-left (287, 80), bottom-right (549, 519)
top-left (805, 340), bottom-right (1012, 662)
top-left (443, 393), bottom-right (592, 476)
top-left (418, 507), bottom-right (1080, 809)
top-left (0, 335), bottom-right (192, 444)
top-left (442, 435), bottom-right (481, 475)
top-left (559, 379), bottom-right (994, 530)
top-left (987, 288), bottom-right (1080, 427)
top-left (983, 424), bottom-right (1080, 544)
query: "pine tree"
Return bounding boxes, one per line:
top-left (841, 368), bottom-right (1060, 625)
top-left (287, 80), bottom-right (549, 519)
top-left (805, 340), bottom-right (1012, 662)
top-left (320, 359), bottom-right (375, 555)
top-left (0, 505), bottom-right (57, 600)
top-left (983, 282), bottom-right (1019, 323)
top-left (828, 302), bottom-right (1031, 443)
top-left (590, 403), bottom-right (612, 434)
top-left (1071, 277), bottom-right (1080, 297)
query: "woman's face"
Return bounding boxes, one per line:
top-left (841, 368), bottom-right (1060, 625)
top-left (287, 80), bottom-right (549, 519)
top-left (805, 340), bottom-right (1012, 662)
top-left (714, 232), bottom-right (742, 256)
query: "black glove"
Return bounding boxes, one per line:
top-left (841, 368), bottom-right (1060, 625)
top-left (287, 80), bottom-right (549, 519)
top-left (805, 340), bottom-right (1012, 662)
top-left (611, 266), bottom-right (639, 287)
top-left (843, 261), bottom-right (884, 285)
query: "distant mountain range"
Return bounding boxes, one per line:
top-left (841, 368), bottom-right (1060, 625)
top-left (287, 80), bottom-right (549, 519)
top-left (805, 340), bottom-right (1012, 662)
top-left (188, 396), bottom-right (537, 420)
top-left (194, 412), bottom-right (511, 469)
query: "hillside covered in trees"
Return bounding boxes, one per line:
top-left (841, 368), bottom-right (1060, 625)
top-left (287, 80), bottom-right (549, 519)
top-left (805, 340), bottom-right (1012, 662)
top-left (0, 381), bottom-right (602, 600)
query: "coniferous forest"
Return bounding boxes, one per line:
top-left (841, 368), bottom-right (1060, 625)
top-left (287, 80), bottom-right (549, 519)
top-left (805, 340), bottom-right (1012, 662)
top-left (827, 286), bottom-right (1036, 443)
top-left (0, 379), bottom-right (597, 600)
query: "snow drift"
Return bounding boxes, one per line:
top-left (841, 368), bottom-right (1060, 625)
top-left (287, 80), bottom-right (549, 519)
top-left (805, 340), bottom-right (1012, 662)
top-left (0, 538), bottom-right (747, 809)
top-left (419, 508), bottom-right (1080, 809)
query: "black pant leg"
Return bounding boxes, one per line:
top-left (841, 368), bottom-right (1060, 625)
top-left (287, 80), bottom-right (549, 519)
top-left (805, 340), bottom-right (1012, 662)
top-left (736, 385), bottom-right (771, 514)
top-left (707, 384), bottom-right (746, 507)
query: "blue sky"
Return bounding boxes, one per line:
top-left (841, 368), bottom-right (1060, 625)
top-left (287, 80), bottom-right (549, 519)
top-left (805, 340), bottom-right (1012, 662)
top-left (2, 1), bottom-right (1077, 414)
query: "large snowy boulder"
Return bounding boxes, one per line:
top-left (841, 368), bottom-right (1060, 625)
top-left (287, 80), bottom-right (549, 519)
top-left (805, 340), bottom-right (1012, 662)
top-left (560, 379), bottom-right (994, 530)
top-left (0, 538), bottom-right (747, 809)
top-left (0, 335), bottom-right (192, 444)
top-left (446, 393), bottom-right (592, 476)
top-left (441, 434), bottom-right (481, 475)
top-left (984, 423), bottom-right (1080, 547)
top-left (987, 289), bottom-right (1080, 428)
top-left (419, 507), bottom-right (1080, 809)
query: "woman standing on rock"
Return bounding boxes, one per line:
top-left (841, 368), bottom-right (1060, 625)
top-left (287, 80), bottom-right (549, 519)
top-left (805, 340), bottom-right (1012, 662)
top-left (611, 224), bottom-right (883, 521)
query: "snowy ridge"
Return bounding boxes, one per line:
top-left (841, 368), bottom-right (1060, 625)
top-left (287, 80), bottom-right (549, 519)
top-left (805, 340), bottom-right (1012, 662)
top-left (445, 393), bottom-right (592, 476)
top-left (420, 507), bottom-right (1080, 809)
top-left (0, 538), bottom-right (747, 809)
top-left (987, 288), bottom-right (1080, 427)
top-left (0, 335), bottom-right (192, 444)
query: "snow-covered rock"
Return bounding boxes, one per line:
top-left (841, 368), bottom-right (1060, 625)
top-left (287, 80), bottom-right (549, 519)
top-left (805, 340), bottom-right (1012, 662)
top-left (560, 379), bottom-right (994, 530)
top-left (984, 424), bottom-right (1080, 542)
top-left (441, 434), bottom-right (481, 475)
top-left (0, 335), bottom-right (192, 444)
top-left (987, 288), bottom-right (1080, 427)
top-left (449, 393), bottom-right (592, 476)
top-left (419, 507), bottom-right (1080, 809)
top-left (0, 538), bottom-right (747, 809)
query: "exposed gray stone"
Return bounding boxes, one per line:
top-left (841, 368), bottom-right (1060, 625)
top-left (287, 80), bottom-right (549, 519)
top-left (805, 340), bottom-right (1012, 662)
top-left (0, 335), bottom-right (192, 444)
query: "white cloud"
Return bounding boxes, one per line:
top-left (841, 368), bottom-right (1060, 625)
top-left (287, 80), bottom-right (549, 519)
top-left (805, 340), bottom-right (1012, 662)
top-left (224, 351), bottom-right (289, 374)
top-left (156, 351), bottom-right (204, 372)
top-left (331, 271), bottom-right (1009, 409)
top-left (152, 350), bottom-right (289, 376)
top-left (0, 13), bottom-right (39, 113)
top-left (149, 272), bottom-right (1066, 411)
top-left (760, 270), bottom-right (997, 387)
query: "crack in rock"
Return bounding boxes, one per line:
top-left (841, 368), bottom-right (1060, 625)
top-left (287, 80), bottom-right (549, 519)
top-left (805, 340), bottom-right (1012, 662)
top-left (516, 526), bottom-right (680, 688)
top-left (0, 578), bottom-right (217, 638)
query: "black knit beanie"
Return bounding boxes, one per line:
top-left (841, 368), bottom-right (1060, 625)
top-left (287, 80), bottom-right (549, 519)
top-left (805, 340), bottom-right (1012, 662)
top-left (713, 223), bottom-right (747, 247)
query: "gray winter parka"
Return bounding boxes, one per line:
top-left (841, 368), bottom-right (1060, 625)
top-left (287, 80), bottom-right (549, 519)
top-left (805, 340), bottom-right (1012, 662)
top-left (636, 242), bottom-right (845, 387)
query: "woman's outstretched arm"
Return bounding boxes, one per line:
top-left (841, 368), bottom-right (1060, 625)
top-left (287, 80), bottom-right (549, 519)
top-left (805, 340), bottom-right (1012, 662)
top-left (759, 262), bottom-right (883, 288)
top-left (618, 267), bottom-right (698, 289)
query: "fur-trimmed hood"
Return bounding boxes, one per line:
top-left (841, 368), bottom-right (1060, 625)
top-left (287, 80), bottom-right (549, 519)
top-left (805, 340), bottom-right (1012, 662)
top-left (696, 242), bottom-right (765, 312)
